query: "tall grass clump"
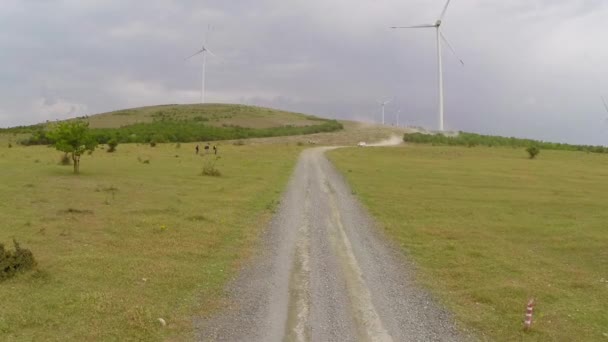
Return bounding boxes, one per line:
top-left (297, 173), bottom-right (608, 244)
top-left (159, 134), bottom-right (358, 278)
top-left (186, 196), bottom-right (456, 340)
top-left (202, 158), bottom-right (221, 177)
top-left (0, 240), bottom-right (37, 282)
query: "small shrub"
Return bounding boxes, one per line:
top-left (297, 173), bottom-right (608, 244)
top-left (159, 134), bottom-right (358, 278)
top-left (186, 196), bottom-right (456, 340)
top-left (202, 159), bottom-right (221, 177)
top-left (0, 239), bottom-right (37, 282)
top-left (8, 143), bottom-right (12, 148)
top-left (59, 153), bottom-right (71, 165)
top-left (233, 140), bottom-right (245, 146)
top-left (137, 156), bottom-right (150, 164)
top-left (150, 141), bottom-right (157, 147)
top-left (175, 142), bottom-right (181, 149)
top-left (265, 199), bottom-right (280, 213)
top-left (60, 208), bottom-right (94, 215)
top-left (296, 141), bottom-right (304, 146)
top-left (526, 146), bottom-right (540, 159)
top-left (107, 139), bottom-right (118, 153)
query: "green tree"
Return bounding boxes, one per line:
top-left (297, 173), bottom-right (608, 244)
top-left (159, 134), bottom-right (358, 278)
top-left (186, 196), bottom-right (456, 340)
top-left (47, 120), bottom-right (97, 173)
top-left (526, 146), bottom-right (540, 159)
top-left (107, 139), bottom-right (118, 153)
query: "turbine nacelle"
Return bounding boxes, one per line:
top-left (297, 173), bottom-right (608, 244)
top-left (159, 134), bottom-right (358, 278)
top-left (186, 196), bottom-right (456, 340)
top-left (435, 20), bottom-right (442, 27)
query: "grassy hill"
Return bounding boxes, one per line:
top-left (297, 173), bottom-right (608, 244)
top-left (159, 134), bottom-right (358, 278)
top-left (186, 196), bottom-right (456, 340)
top-left (84, 104), bottom-right (330, 129)
top-left (1, 104), bottom-right (344, 145)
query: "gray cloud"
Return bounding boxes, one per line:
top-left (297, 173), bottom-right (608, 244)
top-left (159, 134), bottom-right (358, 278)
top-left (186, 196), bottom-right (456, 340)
top-left (1, 0), bottom-right (608, 144)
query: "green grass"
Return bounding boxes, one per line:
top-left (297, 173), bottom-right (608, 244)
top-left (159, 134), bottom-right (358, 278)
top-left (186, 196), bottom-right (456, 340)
top-left (328, 146), bottom-right (608, 341)
top-left (0, 142), bottom-right (302, 341)
top-left (85, 103), bottom-right (326, 129)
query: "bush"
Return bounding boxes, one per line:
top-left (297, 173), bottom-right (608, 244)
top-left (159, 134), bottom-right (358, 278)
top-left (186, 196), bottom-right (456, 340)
top-left (202, 159), bottom-right (221, 177)
top-left (233, 140), bottom-right (245, 146)
top-left (107, 139), bottom-right (118, 153)
top-left (8, 143), bottom-right (12, 148)
top-left (526, 146), bottom-right (540, 159)
top-left (149, 141), bottom-right (157, 147)
top-left (0, 239), bottom-right (37, 282)
top-left (59, 153), bottom-right (71, 165)
top-left (137, 156), bottom-right (150, 164)
top-left (403, 132), bottom-right (607, 154)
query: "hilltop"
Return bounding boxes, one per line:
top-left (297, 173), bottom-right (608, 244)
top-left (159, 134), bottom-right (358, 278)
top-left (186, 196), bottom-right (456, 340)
top-left (2, 104), bottom-right (344, 145)
top-left (82, 104), bottom-right (331, 130)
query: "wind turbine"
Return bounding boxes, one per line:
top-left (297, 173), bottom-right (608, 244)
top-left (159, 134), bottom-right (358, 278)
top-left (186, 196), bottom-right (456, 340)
top-left (186, 26), bottom-right (215, 104)
top-left (391, 0), bottom-right (464, 131)
top-left (602, 96), bottom-right (608, 123)
top-left (379, 98), bottom-right (392, 125)
top-left (396, 108), bottom-right (401, 127)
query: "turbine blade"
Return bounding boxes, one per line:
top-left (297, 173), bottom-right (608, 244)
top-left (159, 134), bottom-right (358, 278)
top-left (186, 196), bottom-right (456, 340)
top-left (391, 24), bottom-right (435, 29)
top-left (205, 47), bottom-right (216, 57)
top-left (602, 96), bottom-right (608, 114)
top-left (440, 31), bottom-right (464, 66)
top-left (185, 49), bottom-right (204, 60)
top-left (439, 0), bottom-right (452, 21)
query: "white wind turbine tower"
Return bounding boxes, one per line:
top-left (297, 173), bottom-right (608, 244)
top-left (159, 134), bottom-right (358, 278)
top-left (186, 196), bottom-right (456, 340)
top-left (391, 0), bottom-right (464, 131)
top-left (379, 98), bottom-right (392, 125)
top-left (186, 26), bottom-right (216, 104)
top-left (602, 96), bottom-right (608, 123)
top-left (396, 108), bottom-right (401, 127)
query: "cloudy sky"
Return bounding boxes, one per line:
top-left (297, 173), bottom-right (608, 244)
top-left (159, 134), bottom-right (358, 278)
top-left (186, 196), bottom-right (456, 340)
top-left (1, 0), bottom-right (608, 144)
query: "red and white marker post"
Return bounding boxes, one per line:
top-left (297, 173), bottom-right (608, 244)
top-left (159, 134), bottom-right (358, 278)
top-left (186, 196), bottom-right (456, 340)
top-left (523, 298), bottom-right (535, 331)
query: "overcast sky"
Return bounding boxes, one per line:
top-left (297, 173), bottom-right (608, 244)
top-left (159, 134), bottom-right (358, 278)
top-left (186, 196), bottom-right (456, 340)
top-left (1, 0), bottom-right (608, 144)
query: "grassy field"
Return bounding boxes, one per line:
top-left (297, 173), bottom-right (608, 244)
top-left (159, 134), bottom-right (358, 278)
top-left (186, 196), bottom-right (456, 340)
top-left (0, 141), bottom-right (302, 341)
top-left (329, 146), bottom-right (608, 341)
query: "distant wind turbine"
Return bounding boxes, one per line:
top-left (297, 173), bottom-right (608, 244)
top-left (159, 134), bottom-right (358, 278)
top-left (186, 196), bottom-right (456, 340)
top-left (379, 98), bottom-right (392, 125)
top-left (186, 25), bottom-right (216, 104)
top-left (396, 109), bottom-right (401, 127)
top-left (602, 96), bottom-right (608, 123)
top-left (391, 0), bottom-right (464, 131)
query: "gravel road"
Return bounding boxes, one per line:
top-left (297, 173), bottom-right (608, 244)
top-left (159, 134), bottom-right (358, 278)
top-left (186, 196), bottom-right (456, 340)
top-left (197, 145), bottom-right (467, 341)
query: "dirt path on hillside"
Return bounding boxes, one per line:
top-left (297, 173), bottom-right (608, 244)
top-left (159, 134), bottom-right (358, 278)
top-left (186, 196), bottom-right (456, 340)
top-left (196, 140), bottom-right (467, 341)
